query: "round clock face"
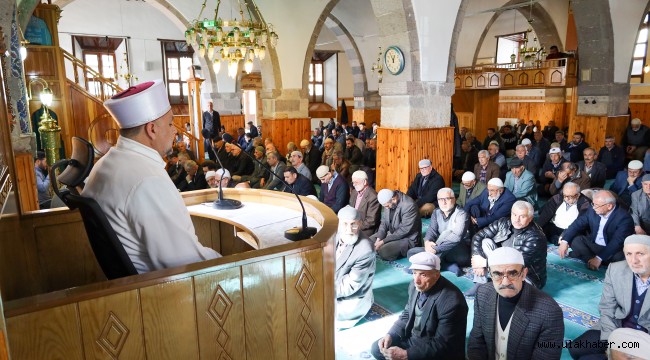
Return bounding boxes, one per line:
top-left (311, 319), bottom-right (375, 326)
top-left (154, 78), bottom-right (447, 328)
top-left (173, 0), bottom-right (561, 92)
top-left (384, 46), bottom-right (405, 75)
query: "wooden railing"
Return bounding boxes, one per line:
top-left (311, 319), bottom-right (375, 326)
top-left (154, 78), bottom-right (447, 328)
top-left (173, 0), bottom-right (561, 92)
top-left (454, 57), bottom-right (577, 90)
top-left (61, 48), bottom-right (123, 102)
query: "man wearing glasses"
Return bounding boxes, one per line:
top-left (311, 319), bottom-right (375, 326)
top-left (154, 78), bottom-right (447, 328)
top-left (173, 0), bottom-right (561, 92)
top-left (558, 190), bottom-right (634, 270)
top-left (465, 201), bottom-right (547, 296)
top-left (371, 188), bottom-right (421, 261)
top-left (468, 247), bottom-right (564, 359)
top-left (537, 182), bottom-right (592, 244)
top-left (406, 159), bottom-right (445, 217)
top-left (407, 188), bottom-right (469, 276)
top-left (335, 206), bottom-right (376, 330)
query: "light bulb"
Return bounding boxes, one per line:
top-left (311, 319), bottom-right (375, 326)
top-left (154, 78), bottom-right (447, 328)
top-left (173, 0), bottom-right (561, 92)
top-left (39, 88), bottom-right (53, 106)
top-left (244, 59), bottom-right (253, 74)
top-left (213, 59), bottom-right (221, 74)
top-left (199, 44), bottom-right (206, 57)
top-left (228, 60), bottom-right (238, 78)
top-left (207, 44), bottom-right (214, 60)
top-left (20, 46), bottom-right (27, 61)
top-left (259, 45), bottom-right (266, 60)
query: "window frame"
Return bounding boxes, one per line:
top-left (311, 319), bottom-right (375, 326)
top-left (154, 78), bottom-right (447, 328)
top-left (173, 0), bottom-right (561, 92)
top-left (160, 40), bottom-right (195, 105)
top-left (631, 13), bottom-right (649, 81)
top-left (309, 61), bottom-right (324, 103)
top-left (82, 51), bottom-right (117, 96)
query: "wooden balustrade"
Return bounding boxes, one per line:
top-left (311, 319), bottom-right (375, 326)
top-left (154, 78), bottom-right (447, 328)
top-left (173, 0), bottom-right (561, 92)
top-left (455, 58), bottom-right (577, 90)
top-left (61, 49), bottom-right (122, 102)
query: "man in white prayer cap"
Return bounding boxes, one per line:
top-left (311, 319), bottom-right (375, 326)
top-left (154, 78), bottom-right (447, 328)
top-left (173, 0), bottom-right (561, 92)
top-left (335, 206), bottom-right (375, 329)
top-left (457, 171), bottom-right (485, 208)
top-left (607, 328), bottom-right (650, 359)
top-left (370, 188), bottom-right (421, 261)
top-left (406, 159), bottom-right (445, 217)
top-left (569, 234), bottom-right (650, 359)
top-left (463, 177), bottom-right (516, 231)
top-left (83, 80), bottom-right (221, 273)
top-left (468, 247), bottom-right (564, 360)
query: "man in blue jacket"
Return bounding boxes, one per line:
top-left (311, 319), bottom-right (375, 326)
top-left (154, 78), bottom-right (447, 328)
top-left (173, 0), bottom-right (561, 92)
top-left (558, 189), bottom-right (635, 270)
top-left (464, 177), bottom-right (516, 231)
top-left (610, 159), bottom-right (644, 206)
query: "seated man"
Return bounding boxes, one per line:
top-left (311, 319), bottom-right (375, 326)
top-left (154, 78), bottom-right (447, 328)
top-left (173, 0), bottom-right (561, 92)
top-left (465, 201), bottom-right (547, 296)
top-left (578, 147), bottom-right (607, 188)
top-left (34, 151), bottom-right (51, 209)
top-left (474, 149), bottom-right (500, 184)
top-left (457, 171), bottom-right (486, 208)
top-left (514, 144), bottom-right (537, 176)
top-left (407, 188), bottom-right (470, 275)
top-left (487, 144), bottom-right (507, 180)
top-left (316, 165), bottom-right (349, 214)
top-left (468, 247), bottom-right (564, 360)
top-left (349, 170), bottom-right (381, 238)
top-left (82, 80), bottom-right (220, 273)
top-left (406, 159), bottom-right (445, 217)
top-left (504, 158), bottom-right (537, 206)
top-left (335, 206), bottom-right (376, 330)
top-left (569, 235), bottom-right (650, 360)
top-left (623, 118), bottom-right (650, 161)
top-left (521, 138), bottom-right (540, 167)
top-left (229, 145), bottom-right (254, 178)
top-left (370, 189), bottom-right (421, 261)
top-left (206, 168), bottom-right (234, 189)
top-left (343, 136), bottom-right (363, 173)
top-left (234, 146), bottom-right (267, 188)
top-left (282, 166), bottom-right (316, 197)
top-left (598, 135), bottom-right (626, 179)
top-left (537, 182), bottom-right (591, 244)
top-left (566, 131), bottom-right (590, 163)
top-left (262, 151), bottom-right (286, 191)
top-left (289, 150), bottom-right (312, 180)
top-left (453, 140), bottom-right (478, 180)
top-left (549, 161), bottom-right (591, 196)
top-left (538, 147), bottom-right (567, 196)
top-left (176, 160), bottom-right (208, 192)
top-left (370, 252), bottom-right (468, 360)
top-left (558, 190), bottom-right (635, 270)
top-left (331, 150), bottom-right (351, 183)
top-left (464, 178), bottom-right (516, 231)
top-left (610, 160), bottom-right (644, 207)
top-left (608, 328), bottom-right (650, 359)
top-left (631, 174), bottom-right (650, 235)
top-left (300, 139), bottom-right (321, 181)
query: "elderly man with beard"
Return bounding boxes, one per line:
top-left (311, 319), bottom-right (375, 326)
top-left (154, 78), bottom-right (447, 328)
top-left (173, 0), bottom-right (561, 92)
top-left (631, 174), bottom-right (650, 235)
top-left (537, 182), bottom-right (592, 244)
top-left (458, 172), bottom-right (486, 208)
top-left (610, 160), bottom-right (644, 207)
top-left (464, 178), bottom-right (516, 231)
top-left (568, 235), bottom-right (650, 359)
top-left (464, 201), bottom-right (547, 296)
top-left (335, 206), bottom-right (376, 330)
top-left (82, 80), bottom-right (220, 273)
top-left (349, 170), bottom-right (380, 237)
top-left (407, 188), bottom-right (470, 276)
top-left (468, 247), bottom-right (563, 360)
top-left (370, 252), bottom-right (468, 360)
top-left (371, 189), bottom-right (422, 261)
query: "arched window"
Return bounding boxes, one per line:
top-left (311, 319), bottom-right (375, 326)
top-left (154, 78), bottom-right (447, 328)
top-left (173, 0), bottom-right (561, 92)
top-left (631, 13), bottom-right (649, 81)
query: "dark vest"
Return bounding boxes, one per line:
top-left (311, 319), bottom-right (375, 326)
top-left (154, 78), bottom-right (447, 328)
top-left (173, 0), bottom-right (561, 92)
top-left (622, 277), bottom-right (649, 332)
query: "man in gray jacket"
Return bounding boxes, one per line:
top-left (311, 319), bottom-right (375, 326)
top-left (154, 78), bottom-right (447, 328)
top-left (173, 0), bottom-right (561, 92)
top-left (335, 206), bottom-right (375, 329)
top-left (631, 174), bottom-right (650, 235)
top-left (569, 234), bottom-right (650, 359)
top-left (371, 189), bottom-right (422, 261)
top-left (263, 151), bottom-right (286, 191)
top-left (407, 188), bottom-right (469, 275)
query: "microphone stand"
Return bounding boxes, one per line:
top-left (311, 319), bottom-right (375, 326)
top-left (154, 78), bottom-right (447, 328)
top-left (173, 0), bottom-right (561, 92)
top-left (222, 134), bottom-right (317, 241)
top-left (212, 141), bottom-right (243, 210)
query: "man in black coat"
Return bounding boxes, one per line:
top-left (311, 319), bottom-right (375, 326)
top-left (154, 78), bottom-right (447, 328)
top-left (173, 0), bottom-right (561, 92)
top-left (537, 182), bottom-right (591, 244)
top-left (577, 147), bottom-right (607, 188)
top-left (282, 167), bottom-right (316, 196)
top-left (371, 252), bottom-right (468, 360)
top-left (406, 159), bottom-right (445, 217)
top-left (300, 139), bottom-right (322, 182)
top-left (468, 247), bottom-right (564, 360)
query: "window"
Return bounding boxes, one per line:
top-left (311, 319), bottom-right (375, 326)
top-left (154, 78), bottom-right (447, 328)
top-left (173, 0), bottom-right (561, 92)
top-left (496, 32), bottom-right (526, 64)
top-left (309, 62), bottom-right (324, 102)
top-left (161, 40), bottom-right (194, 104)
top-left (83, 52), bottom-right (116, 96)
top-left (631, 13), bottom-right (649, 80)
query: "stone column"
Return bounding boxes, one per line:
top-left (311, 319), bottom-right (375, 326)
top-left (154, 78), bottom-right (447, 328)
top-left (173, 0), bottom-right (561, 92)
top-left (376, 81), bottom-right (455, 191)
top-left (352, 91), bottom-right (381, 125)
top-left (259, 88), bottom-right (311, 150)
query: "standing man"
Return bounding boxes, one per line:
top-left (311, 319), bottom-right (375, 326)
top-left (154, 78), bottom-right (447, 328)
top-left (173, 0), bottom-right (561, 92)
top-left (349, 170), bottom-right (381, 238)
top-left (202, 100), bottom-right (221, 160)
top-left (83, 80), bottom-right (221, 273)
top-left (406, 159), bottom-right (445, 217)
top-left (468, 247), bottom-right (564, 360)
top-left (335, 206), bottom-right (376, 329)
top-left (370, 252), bottom-right (468, 360)
top-left (371, 189), bottom-right (421, 261)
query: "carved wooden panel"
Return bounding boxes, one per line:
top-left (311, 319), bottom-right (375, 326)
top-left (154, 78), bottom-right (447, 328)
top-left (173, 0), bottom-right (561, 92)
top-left (285, 250), bottom-right (324, 360)
top-left (518, 73), bottom-right (529, 85)
top-left (195, 267), bottom-right (245, 360)
top-left (23, 47), bottom-right (57, 77)
top-left (489, 74), bottom-right (499, 87)
top-left (476, 75), bottom-right (486, 87)
top-left (14, 153), bottom-right (38, 212)
top-left (242, 257), bottom-right (288, 360)
top-left (6, 304), bottom-right (84, 359)
top-left (78, 290), bottom-right (145, 359)
top-left (140, 278), bottom-right (199, 358)
top-left (464, 76), bottom-right (473, 88)
top-left (550, 70), bottom-right (563, 84)
top-left (454, 76), bottom-right (460, 87)
top-left (503, 73), bottom-right (514, 86)
top-left (533, 71), bottom-right (545, 85)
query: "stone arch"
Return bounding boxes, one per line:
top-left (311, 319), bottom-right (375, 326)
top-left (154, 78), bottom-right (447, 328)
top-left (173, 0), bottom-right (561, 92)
top-left (471, 1), bottom-right (563, 67)
top-left (447, 0), bottom-right (469, 84)
top-left (625, 0), bottom-right (650, 83)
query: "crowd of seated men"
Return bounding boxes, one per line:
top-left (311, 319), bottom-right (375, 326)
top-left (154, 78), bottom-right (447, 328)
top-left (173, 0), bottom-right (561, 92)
top-left (166, 117), bottom-right (650, 359)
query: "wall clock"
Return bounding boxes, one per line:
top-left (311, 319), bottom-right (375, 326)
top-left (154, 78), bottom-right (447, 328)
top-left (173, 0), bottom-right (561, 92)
top-left (384, 46), bottom-right (405, 75)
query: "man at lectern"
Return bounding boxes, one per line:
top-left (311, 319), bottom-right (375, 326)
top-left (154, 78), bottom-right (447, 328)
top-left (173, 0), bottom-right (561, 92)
top-left (83, 80), bottom-right (221, 273)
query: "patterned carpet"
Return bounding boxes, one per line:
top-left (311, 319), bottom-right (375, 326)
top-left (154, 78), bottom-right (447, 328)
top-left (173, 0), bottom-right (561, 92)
top-left (335, 219), bottom-right (607, 360)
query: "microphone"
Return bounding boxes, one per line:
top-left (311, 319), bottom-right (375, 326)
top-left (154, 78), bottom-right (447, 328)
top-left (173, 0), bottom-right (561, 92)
top-left (221, 133), bottom-right (317, 241)
top-left (212, 135), bottom-right (243, 210)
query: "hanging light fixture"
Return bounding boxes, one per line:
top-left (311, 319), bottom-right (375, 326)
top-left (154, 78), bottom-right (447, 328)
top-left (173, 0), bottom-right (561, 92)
top-left (186, 0), bottom-right (278, 79)
top-left (18, 25), bottom-right (29, 61)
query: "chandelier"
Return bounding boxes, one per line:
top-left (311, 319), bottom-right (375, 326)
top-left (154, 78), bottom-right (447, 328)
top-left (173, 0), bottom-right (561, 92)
top-left (185, 0), bottom-right (278, 78)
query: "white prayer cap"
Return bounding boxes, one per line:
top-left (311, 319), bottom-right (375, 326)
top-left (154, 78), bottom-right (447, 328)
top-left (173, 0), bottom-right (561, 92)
top-left (462, 172), bottom-right (476, 182)
top-left (306, 195), bottom-right (318, 201)
top-left (409, 252), bottom-right (441, 271)
top-left (631, 118), bottom-right (642, 125)
top-left (205, 171), bottom-right (217, 180)
top-left (316, 165), bottom-right (330, 179)
top-left (549, 148), bottom-right (561, 154)
top-left (488, 247), bottom-right (525, 267)
top-left (418, 159), bottom-right (432, 168)
top-left (338, 206), bottom-right (360, 221)
top-left (351, 170), bottom-right (368, 180)
top-left (216, 168), bottom-right (230, 179)
top-left (624, 234), bottom-right (650, 247)
top-left (628, 160), bottom-right (643, 170)
top-left (377, 189), bottom-right (394, 205)
top-left (487, 178), bottom-right (504, 188)
top-left (103, 80), bottom-right (171, 129)
top-left (291, 150), bottom-right (303, 158)
top-left (300, 139), bottom-right (310, 147)
top-left (521, 138), bottom-right (532, 146)
top-left (608, 328), bottom-right (650, 358)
